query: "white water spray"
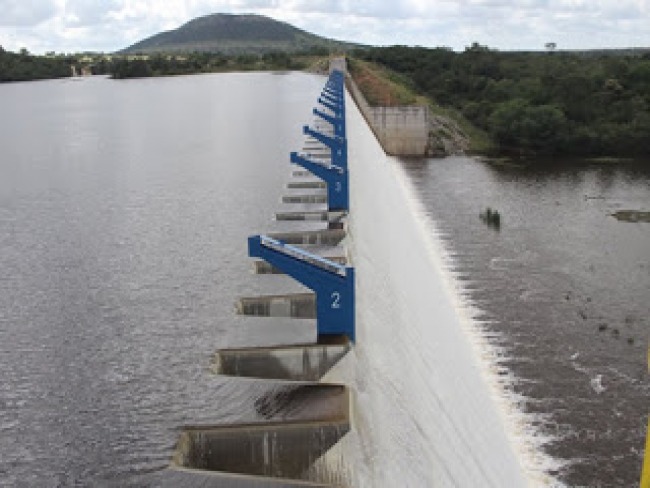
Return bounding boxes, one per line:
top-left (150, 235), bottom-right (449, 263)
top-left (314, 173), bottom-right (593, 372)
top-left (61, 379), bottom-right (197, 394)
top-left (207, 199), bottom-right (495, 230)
top-left (318, 92), bottom-right (564, 487)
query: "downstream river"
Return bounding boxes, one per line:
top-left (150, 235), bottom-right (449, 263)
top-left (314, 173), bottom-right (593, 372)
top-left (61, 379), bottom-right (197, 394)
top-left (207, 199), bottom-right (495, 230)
top-left (403, 157), bottom-right (649, 487)
top-left (0, 73), bottom-right (648, 487)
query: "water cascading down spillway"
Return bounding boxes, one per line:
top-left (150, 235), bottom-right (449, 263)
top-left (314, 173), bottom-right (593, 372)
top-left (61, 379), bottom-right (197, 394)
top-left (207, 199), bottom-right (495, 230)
top-left (160, 62), bottom-right (355, 487)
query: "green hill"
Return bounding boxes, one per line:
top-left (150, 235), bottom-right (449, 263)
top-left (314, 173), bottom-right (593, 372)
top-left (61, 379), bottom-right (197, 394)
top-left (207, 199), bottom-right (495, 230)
top-left (121, 13), bottom-right (361, 54)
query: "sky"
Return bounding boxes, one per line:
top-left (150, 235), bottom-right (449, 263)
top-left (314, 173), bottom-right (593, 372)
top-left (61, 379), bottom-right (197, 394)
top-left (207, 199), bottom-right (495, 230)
top-left (0, 0), bottom-right (648, 54)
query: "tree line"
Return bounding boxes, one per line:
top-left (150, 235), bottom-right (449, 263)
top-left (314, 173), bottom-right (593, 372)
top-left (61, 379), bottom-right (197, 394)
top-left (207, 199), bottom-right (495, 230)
top-left (109, 50), bottom-right (319, 79)
top-left (352, 45), bottom-right (650, 157)
top-left (0, 47), bottom-right (73, 82)
top-left (1, 48), bottom-right (324, 82)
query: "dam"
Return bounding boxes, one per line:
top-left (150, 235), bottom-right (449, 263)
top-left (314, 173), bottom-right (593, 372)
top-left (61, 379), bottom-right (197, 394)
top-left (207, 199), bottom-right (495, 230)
top-left (4, 60), bottom-right (647, 487)
top-left (151, 61), bottom-right (549, 487)
top-left (1, 57), bottom-right (646, 486)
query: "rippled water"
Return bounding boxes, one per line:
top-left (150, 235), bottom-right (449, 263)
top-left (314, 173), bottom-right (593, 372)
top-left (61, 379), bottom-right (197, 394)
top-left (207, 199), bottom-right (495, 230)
top-left (403, 157), bottom-right (650, 487)
top-left (0, 73), bottom-right (325, 486)
top-left (3, 73), bottom-right (648, 487)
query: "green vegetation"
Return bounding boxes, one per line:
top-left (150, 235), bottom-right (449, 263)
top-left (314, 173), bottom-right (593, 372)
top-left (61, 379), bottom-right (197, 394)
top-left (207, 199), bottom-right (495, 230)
top-left (5, 17), bottom-right (648, 161)
top-left (110, 51), bottom-right (319, 79)
top-left (425, 99), bottom-right (494, 154)
top-left (122, 13), bottom-right (362, 55)
top-left (347, 58), bottom-right (418, 105)
top-left (347, 57), bottom-right (491, 153)
top-left (353, 44), bottom-right (650, 157)
top-left (0, 46), bottom-right (327, 82)
top-left (0, 47), bottom-right (73, 82)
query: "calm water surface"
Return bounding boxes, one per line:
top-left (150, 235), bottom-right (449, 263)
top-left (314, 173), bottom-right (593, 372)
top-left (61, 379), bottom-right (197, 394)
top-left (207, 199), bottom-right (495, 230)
top-left (0, 73), bottom-right (324, 487)
top-left (403, 157), bottom-right (650, 487)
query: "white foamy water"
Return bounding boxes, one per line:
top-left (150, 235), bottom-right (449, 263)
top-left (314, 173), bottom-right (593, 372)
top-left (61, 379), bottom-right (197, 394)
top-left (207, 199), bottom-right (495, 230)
top-left (317, 92), bottom-right (564, 487)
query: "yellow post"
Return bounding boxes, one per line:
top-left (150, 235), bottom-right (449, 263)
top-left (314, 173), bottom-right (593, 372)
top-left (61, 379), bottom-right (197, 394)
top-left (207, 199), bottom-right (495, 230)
top-left (642, 415), bottom-right (649, 488)
top-left (641, 346), bottom-right (649, 488)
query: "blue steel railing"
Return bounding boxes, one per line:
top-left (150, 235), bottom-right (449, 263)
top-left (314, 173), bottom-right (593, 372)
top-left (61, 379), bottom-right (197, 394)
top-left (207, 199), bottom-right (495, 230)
top-left (259, 236), bottom-right (346, 277)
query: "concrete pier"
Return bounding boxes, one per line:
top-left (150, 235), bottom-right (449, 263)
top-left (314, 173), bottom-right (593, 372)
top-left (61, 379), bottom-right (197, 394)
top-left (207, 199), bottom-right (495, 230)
top-left (172, 419), bottom-right (350, 479)
top-left (287, 181), bottom-right (327, 189)
top-left (236, 293), bottom-right (315, 319)
top-left (213, 337), bottom-right (351, 381)
top-left (291, 170), bottom-right (313, 177)
top-left (274, 211), bottom-right (345, 222)
top-left (267, 229), bottom-right (346, 246)
top-left (300, 145), bottom-right (331, 156)
top-left (282, 194), bottom-right (327, 204)
top-left (156, 382), bottom-right (350, 486)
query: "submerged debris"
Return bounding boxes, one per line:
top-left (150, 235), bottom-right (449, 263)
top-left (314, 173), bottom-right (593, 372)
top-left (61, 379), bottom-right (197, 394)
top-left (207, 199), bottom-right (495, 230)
top-left (480, 207), bottom-right (501, 230)
top-left (611, 210), bottom-right (650, 223)
top-left (590, 374), bottom-right (606, 394)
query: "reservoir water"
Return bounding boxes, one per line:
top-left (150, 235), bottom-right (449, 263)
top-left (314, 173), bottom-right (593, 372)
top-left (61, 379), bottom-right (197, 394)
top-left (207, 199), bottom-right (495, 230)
top-left (0, 72), bottom-right (648, 487)
top-left (0, 73), bottom-right (325, 486)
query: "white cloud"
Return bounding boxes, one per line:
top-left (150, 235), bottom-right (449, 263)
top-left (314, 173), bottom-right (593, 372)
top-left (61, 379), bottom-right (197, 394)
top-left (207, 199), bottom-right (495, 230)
top-left (0, 0), bottom-right (648, 53)
top-left (64, 0), bottom-right (121, 25)
top-left (0, 0), bottom-right (58, 27)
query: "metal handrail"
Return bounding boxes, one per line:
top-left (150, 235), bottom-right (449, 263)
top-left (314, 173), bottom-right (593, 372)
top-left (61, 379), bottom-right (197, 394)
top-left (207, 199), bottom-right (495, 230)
top-left (259, 236), bottom-right (347, 277)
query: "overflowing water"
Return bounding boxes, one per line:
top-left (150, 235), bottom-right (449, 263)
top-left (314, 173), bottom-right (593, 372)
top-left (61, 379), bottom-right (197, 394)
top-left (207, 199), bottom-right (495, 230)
top-left (401, 157), bottom-right (650, 487)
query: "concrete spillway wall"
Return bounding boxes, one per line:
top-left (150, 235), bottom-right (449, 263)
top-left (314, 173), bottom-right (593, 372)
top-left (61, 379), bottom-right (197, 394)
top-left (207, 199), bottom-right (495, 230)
top-left (346, 75), bottom-right (430, 157)
top-left (314, 89), bottom-right (549, 487)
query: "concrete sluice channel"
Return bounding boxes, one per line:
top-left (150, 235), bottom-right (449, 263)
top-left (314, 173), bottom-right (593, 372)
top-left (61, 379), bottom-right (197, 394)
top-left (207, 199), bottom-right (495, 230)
top-left (267, 229), bottom-right (346, 246)
top-left (287, 181), bottom-right (327, 189)
top-left (153, 383), bottom-right (349, 487)
top-left (157, 65), bottom-right (353, 487)
top-left (275, 211), bottom-right (346, 222)
top-left (172, 419), bottom-right (349, 479)
top-left (282, 194), bottom-right (328, 205)
top-left (213, 336), bottom-right (351, 381)
top-left (236, 292), bottom-right (316, 318)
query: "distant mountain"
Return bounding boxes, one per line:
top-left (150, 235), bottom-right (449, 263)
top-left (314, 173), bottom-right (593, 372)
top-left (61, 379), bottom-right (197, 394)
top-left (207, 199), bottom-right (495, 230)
top-left (121, 13), bottom-right (363, 54)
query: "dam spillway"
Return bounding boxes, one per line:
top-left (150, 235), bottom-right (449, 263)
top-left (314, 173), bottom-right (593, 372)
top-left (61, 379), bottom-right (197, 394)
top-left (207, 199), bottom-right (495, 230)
top-left (322, 83), bottom-right (537, 487)
top-left (156, 66), bottom-right (356, 486)
top-left (156, 61), bottom-right (543, 487)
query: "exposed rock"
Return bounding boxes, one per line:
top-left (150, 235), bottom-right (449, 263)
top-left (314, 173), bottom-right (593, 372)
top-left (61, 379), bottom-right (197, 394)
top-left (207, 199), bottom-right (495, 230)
top-left (426, 114), bottom-right (470, 157)
top-left (611, 210), bottom-right (650, 223)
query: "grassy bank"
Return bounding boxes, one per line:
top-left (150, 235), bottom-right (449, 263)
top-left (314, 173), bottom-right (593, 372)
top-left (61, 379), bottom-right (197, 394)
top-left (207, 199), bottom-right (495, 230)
top-left (347, 58), bottom-right (418, 106)
top-left (347, 57), bottom-right (494, 154)
top-left (352, 45), bottom-right (650, 158)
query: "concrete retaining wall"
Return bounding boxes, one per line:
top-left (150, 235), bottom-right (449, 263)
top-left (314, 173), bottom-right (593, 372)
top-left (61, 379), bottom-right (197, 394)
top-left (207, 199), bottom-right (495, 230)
top-left (346, 75), bottom-right (430, 157)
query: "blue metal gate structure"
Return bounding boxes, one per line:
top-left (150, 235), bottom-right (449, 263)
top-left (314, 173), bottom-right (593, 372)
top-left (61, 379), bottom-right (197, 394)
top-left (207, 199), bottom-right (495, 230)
top-left (250, 68), bottom-right (355, 341)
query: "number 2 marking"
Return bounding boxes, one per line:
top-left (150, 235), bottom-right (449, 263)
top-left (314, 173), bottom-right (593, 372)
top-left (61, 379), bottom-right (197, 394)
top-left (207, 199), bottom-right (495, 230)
top-left (331, 291), bottom-right (341, 309)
